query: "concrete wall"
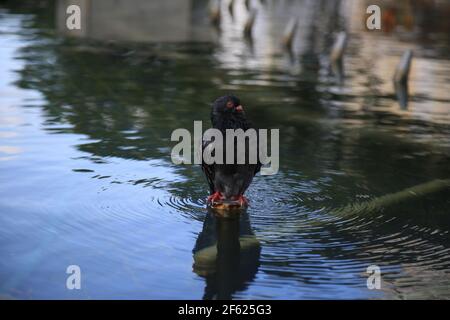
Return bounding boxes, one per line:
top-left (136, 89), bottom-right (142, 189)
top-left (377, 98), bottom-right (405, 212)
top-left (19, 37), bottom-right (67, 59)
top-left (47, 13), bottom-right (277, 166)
top-left (56, 0), bottom-right (212, 42)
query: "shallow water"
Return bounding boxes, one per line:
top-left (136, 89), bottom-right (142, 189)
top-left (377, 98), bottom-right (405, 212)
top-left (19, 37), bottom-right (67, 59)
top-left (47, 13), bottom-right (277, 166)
top-left (0, 1), bottom-right (450, 299)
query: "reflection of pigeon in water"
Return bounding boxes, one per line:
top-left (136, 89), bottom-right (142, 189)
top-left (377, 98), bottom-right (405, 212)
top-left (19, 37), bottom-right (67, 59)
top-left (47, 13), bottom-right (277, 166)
top-left (202, 95), bottom-right (261, 207)
top-left (192, 209), bottom-right (261, 299)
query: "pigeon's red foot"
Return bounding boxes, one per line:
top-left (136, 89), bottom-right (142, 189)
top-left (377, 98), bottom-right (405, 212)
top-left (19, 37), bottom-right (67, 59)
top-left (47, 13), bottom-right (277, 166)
top-left (236, 195), bottom-right (249, 207)
top-left (207, 191), bottom-right (223, 203)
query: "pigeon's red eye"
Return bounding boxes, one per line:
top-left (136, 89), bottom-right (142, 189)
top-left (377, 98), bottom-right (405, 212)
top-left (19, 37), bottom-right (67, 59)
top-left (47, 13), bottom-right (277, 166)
top-left (226, 101), bottom-right (233, 109)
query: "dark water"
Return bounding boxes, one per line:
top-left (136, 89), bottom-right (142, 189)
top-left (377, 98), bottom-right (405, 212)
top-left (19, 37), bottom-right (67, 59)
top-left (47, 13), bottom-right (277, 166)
top-left (1, 1), bottom-right (450, 299)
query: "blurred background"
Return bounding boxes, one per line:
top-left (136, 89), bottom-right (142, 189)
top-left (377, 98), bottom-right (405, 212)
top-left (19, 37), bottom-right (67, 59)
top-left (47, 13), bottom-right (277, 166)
top-left (0, 0), bottom-right (449, 299)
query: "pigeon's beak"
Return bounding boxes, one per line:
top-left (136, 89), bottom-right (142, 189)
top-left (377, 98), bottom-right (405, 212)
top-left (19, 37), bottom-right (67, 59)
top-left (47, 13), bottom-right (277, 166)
top-left (235, 105), bottom-right (243, 112)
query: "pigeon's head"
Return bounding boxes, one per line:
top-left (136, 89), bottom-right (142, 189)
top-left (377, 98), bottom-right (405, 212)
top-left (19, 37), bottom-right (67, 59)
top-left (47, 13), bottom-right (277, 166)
top-left (211, 95), bottom-right (246, 127)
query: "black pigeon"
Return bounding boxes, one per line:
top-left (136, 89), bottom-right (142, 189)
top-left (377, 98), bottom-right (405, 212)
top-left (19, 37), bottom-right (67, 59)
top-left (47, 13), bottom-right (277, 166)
top-left (202, 95), bottom-right (261, 207)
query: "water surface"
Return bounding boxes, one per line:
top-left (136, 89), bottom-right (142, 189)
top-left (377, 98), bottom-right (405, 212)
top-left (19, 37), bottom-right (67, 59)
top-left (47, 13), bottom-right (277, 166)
top-left (0, 1), bottom-right (449, 299)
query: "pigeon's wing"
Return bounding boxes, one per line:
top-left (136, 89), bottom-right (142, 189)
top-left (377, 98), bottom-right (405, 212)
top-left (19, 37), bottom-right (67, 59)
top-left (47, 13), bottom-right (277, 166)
top-left (254, 131), bottom-right (262, 175)
top-left (201, 139), bottom-right (215, 194)
top-left (254, 161), bottom-right (262, 175)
